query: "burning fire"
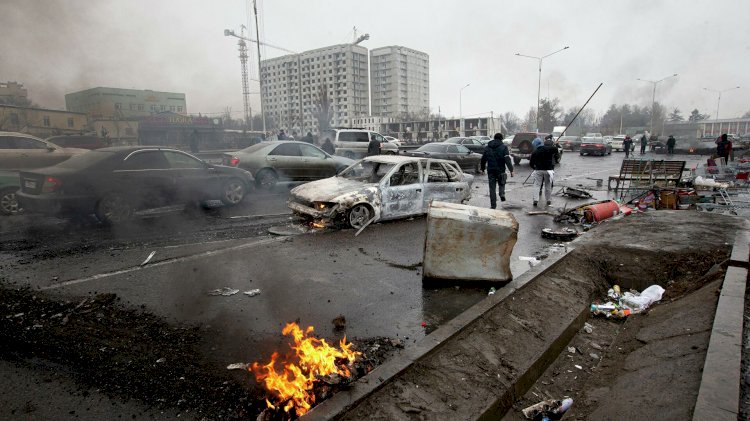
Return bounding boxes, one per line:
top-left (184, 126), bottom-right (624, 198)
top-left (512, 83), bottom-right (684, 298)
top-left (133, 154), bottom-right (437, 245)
top-left (251, 323), bottom-right (360, 417)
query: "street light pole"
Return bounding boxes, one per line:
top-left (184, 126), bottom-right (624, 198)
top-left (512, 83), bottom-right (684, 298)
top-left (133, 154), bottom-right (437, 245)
top-left (459, 83), bottom-right (470, 136)
top-left (637, 73), bottom-right (678, 134)
top-left (703, 86), bottom-right (740, 120)
top-left (515, 46), bottom-right (569, 131)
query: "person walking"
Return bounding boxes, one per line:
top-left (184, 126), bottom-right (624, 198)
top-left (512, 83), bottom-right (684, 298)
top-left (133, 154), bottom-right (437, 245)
top-left (532, 134), bottom-right (544, 150)
top-left (366, 133), bottom-right (381, 156)
top-left (623, 135), bottom-right (633, 158)
top-left (278, 130), bottom-right (288, 140)
top-left (639, 134), bottom-right (648, 155)
top-left (529, 137), bottom-right (560, 207)
top-left (666, 135), bottom-right (676, 156)
top-left (302, 131), bottom-right (314, 144)
top-left (321, 137), bottom-right (335, 155)
top-left (480, 133), bottom-right (514, 209)
top-left (716, 133), bottom-right (731, 164)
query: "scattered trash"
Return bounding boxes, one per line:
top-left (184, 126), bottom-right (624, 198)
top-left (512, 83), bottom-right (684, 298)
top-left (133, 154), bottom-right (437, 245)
top-left (519, 256), bottom-right (542, 266)
top-left (590, 353), bottom-right (600, 360)
top-left (522, 397), bottom-right (573, 420)
top-left (561, 186), bottom-right (593, 199)
top-left (140, 251), bottom-right (156, 266)
top-left (541, 227), bottom-right (578, 241)
top-left (156, 357), bottom-right (166, 363)
top-left (583, 322), bottom-right (593, 334)
top-left (227, 362), bottom-right (250, 371)
top-left (208, 287), bottom-right (239, 296)
top-left (590, 302), bottom-right (631, 319)
top-left (574, 365), bottom-right (583, 370)
top-left (420, 321), bottom-right (427, 328)
top-left (488, 287), bottom-right (497, 295)
top-left (590, 342), bottom-right (602, 350)
top-left (243, 289), bottom-right (261, 297)
top-left (567, 346), bottom-right (576, 354)
top-left (621, 285), bottom-right (665, 313)
top-left (332, 314), bottom-right (346, 331)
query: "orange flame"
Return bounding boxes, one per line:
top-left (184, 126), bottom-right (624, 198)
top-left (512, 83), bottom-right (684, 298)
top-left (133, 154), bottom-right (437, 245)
top-left (251, 323), bottom-right (360, 417)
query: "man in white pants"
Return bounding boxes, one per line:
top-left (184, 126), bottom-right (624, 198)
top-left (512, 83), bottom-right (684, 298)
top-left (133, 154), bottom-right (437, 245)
top-left (529, 136), bottom-right (560, 206)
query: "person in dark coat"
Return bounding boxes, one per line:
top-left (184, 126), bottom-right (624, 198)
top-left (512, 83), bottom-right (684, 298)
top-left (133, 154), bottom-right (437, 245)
top-left (639, 134), bottom-right (648, 155)
top-left (189, 129), bottom-right (200, 153)
top-left (716, 133), bottom-right (731, 164)
top-left (480, 133), bottom-right (514, 209)
top-left (366, 133), bottom-right (381, 156)
top-left (302, 131), bottom-right (314, 144)
top-left (529, 137), bottom-right (560, 207)
top-left (278, 130), bottom-right (288, 140)
top-left (666, 135), bottom-right (676, 155)
top-left (321, 137), bottom-right (335, 155)
top-left (623, 135), bottom-right (633, 158)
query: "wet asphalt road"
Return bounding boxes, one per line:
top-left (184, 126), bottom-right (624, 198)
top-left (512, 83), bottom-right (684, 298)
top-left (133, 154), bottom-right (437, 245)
top-left (0, 151), bottom-right (707, 364)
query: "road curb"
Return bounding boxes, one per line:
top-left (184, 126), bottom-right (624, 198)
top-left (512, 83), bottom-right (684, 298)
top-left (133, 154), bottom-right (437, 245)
top-left (302, 246), bottom-right (578, 421)
top-left (692, 226), bottom-right (750, 420)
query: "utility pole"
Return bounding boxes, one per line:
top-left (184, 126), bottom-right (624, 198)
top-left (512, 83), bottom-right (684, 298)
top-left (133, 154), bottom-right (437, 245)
top-left (515, 46), bottom-right (569, 131)
top-left (238, 26), bottom-right (252, 130)
top-left (637, 73), bottom-right (678, 134)
top-left (703, 86), bottom-right (740, 120)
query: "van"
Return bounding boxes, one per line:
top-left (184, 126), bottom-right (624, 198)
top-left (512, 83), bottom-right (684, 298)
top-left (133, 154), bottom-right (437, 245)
top-left (322, 128), bottom-right (398, 159)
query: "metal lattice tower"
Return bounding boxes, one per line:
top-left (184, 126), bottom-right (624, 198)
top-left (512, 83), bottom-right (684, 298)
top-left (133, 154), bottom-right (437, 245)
top-left (238, 26), bottom-right (252, 130)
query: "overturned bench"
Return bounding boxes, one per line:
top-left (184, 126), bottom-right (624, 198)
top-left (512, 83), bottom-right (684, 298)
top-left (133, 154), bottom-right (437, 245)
top-left (608, 159), bottom-right (686, 191)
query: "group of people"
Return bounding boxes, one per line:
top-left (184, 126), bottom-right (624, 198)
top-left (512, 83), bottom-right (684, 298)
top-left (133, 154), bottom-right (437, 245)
top-left (480, 133), bottom-right (560, 209)
top-left (621, 134), bottom-right (677, 158)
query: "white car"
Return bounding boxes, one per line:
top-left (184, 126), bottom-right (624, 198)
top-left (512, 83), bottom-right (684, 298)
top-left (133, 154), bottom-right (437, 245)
top-left (288, 155), bottom-right (474, 229)
top-left (611, 135), bottom-right (626, 151)
top-left (384, 136), bottom-right (402, 147)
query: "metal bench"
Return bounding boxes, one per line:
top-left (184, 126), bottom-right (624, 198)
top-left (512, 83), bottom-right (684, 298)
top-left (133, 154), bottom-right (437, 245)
top-left (608, 159), bottom-right (686, 195)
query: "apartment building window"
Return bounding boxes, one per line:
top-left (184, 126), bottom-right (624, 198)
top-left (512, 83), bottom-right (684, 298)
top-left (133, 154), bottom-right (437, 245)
top-left (67, 117), bottom-right (74, 128)
top-left (170, 106), bottom-right (176, 112)
top-left (160, 105), bottom-right (166, 111)
top-left (138, 104), bottom-right (144, 111)
top-left (43, 116), bottom-right (50, 126)
top-left (151, 105), bottom-right (157, 111)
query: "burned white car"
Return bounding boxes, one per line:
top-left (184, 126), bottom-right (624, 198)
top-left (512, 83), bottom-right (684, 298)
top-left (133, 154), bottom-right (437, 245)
top-left (288, 155), bottom-right (474, 229)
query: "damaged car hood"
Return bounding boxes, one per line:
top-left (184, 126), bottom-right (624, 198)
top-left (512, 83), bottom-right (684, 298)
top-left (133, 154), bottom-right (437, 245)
top-left (290, 177), bottom-right (377, 202)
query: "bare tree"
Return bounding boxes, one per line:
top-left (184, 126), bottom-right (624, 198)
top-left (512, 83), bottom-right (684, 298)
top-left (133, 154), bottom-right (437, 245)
top-left (312, 86), bottom-right (333, 132)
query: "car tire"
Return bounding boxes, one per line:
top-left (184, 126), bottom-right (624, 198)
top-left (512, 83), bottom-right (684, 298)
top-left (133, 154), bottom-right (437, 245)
top-left (513, 156), bottom-right (522, 165)
top-left (347, 204), bottom-right (372, 230)
top-left (95, 193), bottom-right (132, 225)
top-left (220, 178), bottom-right (246, 206)
top-left (255, 169), bottom-right (278, 191)
top-left (0, 187), bottom-right (21, 215)
top-left (384, 151), bottom-right (396, 155)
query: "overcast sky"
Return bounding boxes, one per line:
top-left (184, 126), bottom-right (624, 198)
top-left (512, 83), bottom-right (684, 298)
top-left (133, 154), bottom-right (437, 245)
top-left (2, 0), bottom-right (749, 121)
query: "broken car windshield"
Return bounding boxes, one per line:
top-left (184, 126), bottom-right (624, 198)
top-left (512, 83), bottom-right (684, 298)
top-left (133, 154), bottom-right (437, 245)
top-left (338, 161), bottom-right (395, 183)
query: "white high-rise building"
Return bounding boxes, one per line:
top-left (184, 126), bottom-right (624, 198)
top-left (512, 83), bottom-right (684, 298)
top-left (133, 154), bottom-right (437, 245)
top-left (260, 44), bottom-right (369, 134)
top-left (370, 46), bottom-right (430, 118)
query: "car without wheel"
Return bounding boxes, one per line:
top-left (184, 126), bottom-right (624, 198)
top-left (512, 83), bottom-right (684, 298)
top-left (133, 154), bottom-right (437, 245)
top-left (287, 155), bottom-right (474, 229)
top-left (222, 141), bottom-right (354, 190)
top-left (17, 147), bottom-right (254, 225)
top-left (403, 142), bottom-right (482, 173)
top-left (0, 131), bottom-right (88, 170)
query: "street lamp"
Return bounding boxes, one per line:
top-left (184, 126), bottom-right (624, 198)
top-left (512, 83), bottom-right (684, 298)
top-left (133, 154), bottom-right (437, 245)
top-left (637, 74), bottom-right (678, 134)
top-left (515, 46), bottom-right (569, 131)
top-left (703, 86), bottom-right (740, 120)
top-left (459, 83), bottom-right (470, 136)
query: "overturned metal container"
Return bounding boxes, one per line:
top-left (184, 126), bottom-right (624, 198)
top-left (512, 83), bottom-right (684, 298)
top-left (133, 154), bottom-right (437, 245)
top-left (423, 201), bottom-right (518, 284)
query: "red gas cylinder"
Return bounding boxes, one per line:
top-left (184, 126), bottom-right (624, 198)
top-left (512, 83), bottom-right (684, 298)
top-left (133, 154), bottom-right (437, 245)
top-left (583, 200), bottom-right (621, 222)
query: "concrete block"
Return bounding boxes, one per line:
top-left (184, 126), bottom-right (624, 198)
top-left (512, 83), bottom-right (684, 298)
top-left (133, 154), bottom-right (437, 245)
top-left (729, 229), bottom-right (749, 268)
top-left (422, 201), bottom-right (518, 284)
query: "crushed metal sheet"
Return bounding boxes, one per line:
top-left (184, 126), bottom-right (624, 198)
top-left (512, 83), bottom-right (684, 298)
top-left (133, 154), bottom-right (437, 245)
top-left (227, 362), bottom-right (251, 370)
top-left (208, 287), bottom-right (239, 296)
top-left (140, 251), bottom-right (156, 266)
top-left (243, 289), bottom-right (261, 297)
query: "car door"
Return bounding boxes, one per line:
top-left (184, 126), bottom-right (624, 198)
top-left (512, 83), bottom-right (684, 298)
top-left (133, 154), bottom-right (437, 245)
top-left (380, 161), bottom-right (424, 219)
top-left (0, 136), bottom-right (22, 170)
top-left (421, 161), bottom-right (466, 208)
top-left (298, 143), bottom-right (334, 179)
top-left (114, 150), bottom-right (175, 210)
top-left (163, 150), bottom-right (218, 202)
top-left (13, 137), bottom-right (55, 169)
top-left (267, 143), bottom-right (304, 179)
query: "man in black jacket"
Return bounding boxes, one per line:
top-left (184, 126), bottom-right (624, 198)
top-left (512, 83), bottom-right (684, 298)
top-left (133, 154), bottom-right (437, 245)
top-left (529, 136), bottom-right (560, 207)
top-left (367, 133), bottom-right (381, 156)
top-left (480, 133), bottom-right (514, 209)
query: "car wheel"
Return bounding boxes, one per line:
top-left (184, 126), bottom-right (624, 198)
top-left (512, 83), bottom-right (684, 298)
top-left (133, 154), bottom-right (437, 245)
top-left (384, 151), bottom-right (396, 155)
top-left (0, 187), bottom-right (21, 215)
top-left (347, 204), bottom-right (372, 229)
top-left (221, 178), bottom-right (246, 206)
top-left (255, 169), bottom-right (278, 191)
top-left (513, 156), bottom-right (522, 165)
top-left (95, 193), bottom-right (132, 225)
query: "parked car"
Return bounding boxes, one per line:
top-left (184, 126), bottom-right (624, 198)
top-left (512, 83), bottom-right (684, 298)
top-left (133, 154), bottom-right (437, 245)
top-left (559, 135), bottom-right (582, 151)
top-left (0, 170), bottom-right (22, 215)
top-left (611, 135), bottom-right (626, 151)
top-left (384, 136), bottom-right (403, 147)
top-left (47, 134), bottom-right (106, 150)
top-left (403, 142), bottom-right (482, 173)
top-left (222, 141), bottom-right (354, 190)
top-left (510, 132), bottom-right (550, 165)
top-left (443, 137), bottom-right (487, 153)
top-left (579, 137), bottom-right (612, 156)
top-left (17, 147), bottom-right (254, 224)
top-left (0, 131), bottom-right (88, 170)
top-left (469, 135), bottom-right (492, 145)
top-left (287, 155), bottom-right (474, 229)
top-left (502, 134), bottom-right (514, 146)
top-left (322, 128), bottom-right (398, 159)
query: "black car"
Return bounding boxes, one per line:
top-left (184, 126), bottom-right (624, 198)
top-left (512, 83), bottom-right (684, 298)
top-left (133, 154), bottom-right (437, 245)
top-left (17, 147), bottom-right (254, 224)
top-left (404, 142), bottom-right (482, 173)
top-left (443, 137), bottom-right (486, 153)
